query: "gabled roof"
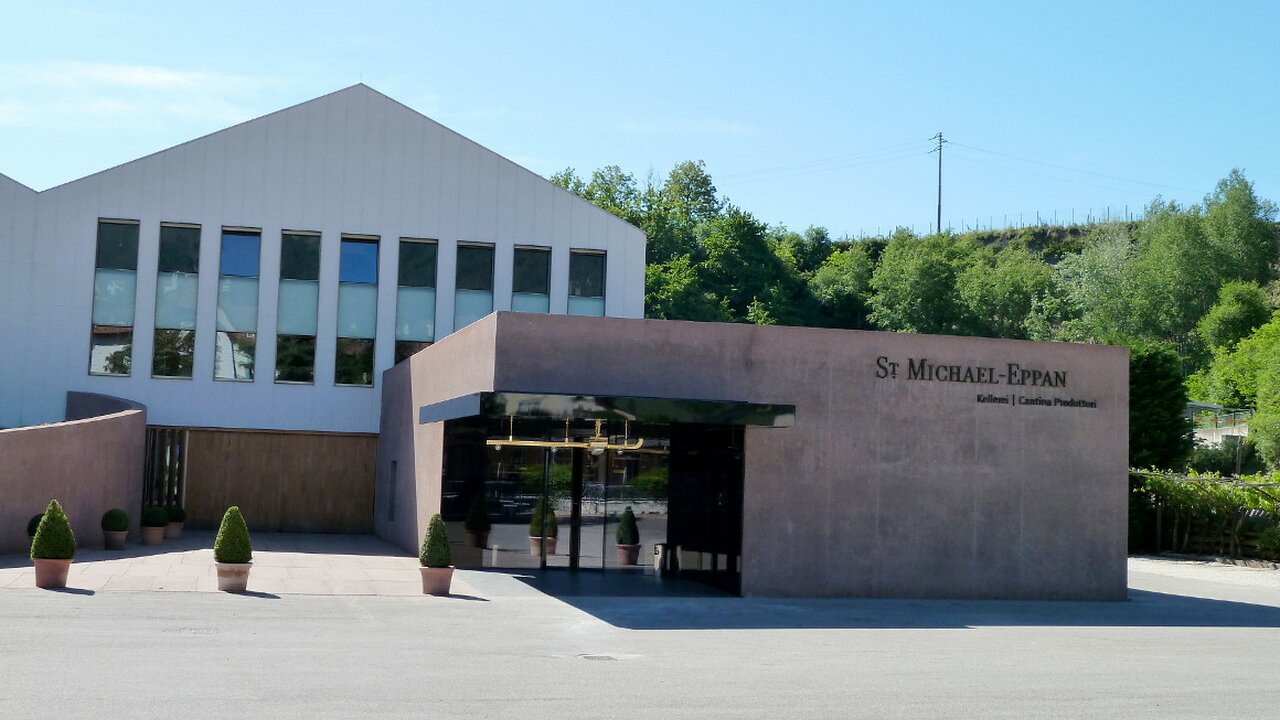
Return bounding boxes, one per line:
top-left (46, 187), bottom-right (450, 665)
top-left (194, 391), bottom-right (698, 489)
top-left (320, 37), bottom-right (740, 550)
top-left (25, 84), bottom-right (638, 233)
top-left (0, 171), bottom-right (34, 194)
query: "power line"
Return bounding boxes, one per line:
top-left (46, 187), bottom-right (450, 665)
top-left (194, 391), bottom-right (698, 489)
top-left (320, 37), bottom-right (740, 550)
top-left (947, 140), bottom-right (1193, 193)
top-left (717, 139), bottom-right (931, 182)
top-left (718, 148), bottom-right (927, 187)
top-left (947, 151), bottom-right (1155, 197)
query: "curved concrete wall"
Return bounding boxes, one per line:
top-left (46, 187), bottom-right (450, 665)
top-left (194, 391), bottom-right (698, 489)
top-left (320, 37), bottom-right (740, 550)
top-left (0, 392), bottom-right (145, 554)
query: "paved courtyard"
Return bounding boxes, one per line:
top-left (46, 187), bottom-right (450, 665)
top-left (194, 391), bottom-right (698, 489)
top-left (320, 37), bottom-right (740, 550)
top-left (0, 531), bottom-right (456, 596)
top-left (3, 536), bottom-right (1280, 718)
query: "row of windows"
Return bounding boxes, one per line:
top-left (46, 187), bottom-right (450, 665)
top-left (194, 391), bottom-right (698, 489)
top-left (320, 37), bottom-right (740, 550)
top-left (89, 220), bottom-right (607, 386)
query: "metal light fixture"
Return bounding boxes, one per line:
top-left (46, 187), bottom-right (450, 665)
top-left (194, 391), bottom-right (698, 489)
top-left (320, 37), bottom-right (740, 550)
top-left (485, 417), bottom-right (644, 452)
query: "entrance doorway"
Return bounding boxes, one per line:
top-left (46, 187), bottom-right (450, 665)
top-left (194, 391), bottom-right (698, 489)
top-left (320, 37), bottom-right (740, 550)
top-left (439, 416), bottom-right (744, 594)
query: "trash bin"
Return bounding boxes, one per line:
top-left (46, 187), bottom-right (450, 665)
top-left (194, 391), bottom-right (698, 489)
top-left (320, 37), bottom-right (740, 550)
top-left (653, 543), bottom-right (668, 577)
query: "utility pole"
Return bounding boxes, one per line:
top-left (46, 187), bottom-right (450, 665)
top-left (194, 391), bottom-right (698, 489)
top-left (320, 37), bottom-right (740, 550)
top-left (929, 133), bottom-right (947, 234)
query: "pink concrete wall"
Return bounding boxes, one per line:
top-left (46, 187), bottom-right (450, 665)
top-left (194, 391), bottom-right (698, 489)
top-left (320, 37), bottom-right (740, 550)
top-left (0, 393), bottom-right (145, 554)
top-left (376, 321), bottom-right (497, 553)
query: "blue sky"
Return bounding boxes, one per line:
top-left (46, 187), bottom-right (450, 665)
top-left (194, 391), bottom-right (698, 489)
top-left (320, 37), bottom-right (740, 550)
top-left (2, 1), bottom-right (1276, 238)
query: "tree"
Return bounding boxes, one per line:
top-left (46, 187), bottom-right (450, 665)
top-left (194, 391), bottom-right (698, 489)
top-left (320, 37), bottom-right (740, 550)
top-left (956, 245), bottom-right (1054, 339)
top-left (1129, 344), bottom-right (1194, 470)
top-left (1190, 314), bottom-right (1280, 407)
top-left (644, 255), bottom-right (730, 322)
top-left (809, 243), bottom-right (874, 328)
top-left (1196, 280), bottom-right (1272, 352)
top-left (1202, 169), bottom-right (1278, 287)
top-left (867, 230), bottom-right (980, 335)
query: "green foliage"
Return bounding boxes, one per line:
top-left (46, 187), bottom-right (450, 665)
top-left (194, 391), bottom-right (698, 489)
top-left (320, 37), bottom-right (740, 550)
top-left (867, 231), bottom-right (980, 335)
top-left (26, 513), bottom-right (42, 538)
top-left (520, 461), bottom-right (573, 499)
top-left (166, 506), bottom-right (186, 523)
top-left (1139, 470), bottom-right (1280, 557)
top-left (141, 506), bottom-right (170, 527)
top-left (213, 506), bottom-right (252, 563)
top-left (100, 508), bottom-right (129, 532)
top-left (465, 496), bottom-right (491, 533)
top-left (1250, 412), bottom-right (1280, 471)
top-left (809, 244), bottom-right (873, 328)
top-left (1257, 525), bottom-right (1280, 556)
top-left (1130, 344), bottom-right (1194, 470)
top-left (615, 507), bottom-right (640, 545)
top-left (30, 499), bottom-right (75, 560)
top-left (1186, 436), bottom-right (1264, 476)
top-left (1192, 314), bottom-right (1280, 407)
top-left (529, 498), bottom-right (559, 539)
top-left (420, 513), bottom-right (452, 568)
top-left (956, 244), bottom-right (1054, 339)
top-left (1196, 281), bottom-right (1272, 352)
top-left (630, 466), bottom-right (669, 496)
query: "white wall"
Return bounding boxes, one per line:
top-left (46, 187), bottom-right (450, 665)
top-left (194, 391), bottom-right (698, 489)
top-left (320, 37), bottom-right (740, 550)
top-left (0, 173), bottom-right (38, 428)
top-left (1, 85), bottom-right (646, 433)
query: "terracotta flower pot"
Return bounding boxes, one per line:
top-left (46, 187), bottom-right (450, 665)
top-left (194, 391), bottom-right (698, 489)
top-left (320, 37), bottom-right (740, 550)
top-left (141, 526), bottom-right (165, 545)
top-left (529, 536), bottom-right (558, 556)
top-left (164, 521), bottom-right (184, 540)
top-left (103, 530), bottom-right (127, 550)
top-left (215, 562), bottom-right (252, 592)
top-left (33, 558), bottom-right (72, 589)
top-left (616, 543), bottom-right (642, 566)
top-left (420, 566), bottom-right (454, 596)
top-left (466, 530), bottom-right (489, 549)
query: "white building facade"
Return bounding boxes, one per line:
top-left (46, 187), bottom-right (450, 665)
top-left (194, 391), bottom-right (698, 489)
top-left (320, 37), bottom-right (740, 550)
top-left (0, 84), bottom-right (646, 434)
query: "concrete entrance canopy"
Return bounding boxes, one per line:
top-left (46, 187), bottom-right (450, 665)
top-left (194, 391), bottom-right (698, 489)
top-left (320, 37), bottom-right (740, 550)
top-left (377, 312), bottom-right (1129, 600)
top-left (418, 391), bottom-right (795, 427)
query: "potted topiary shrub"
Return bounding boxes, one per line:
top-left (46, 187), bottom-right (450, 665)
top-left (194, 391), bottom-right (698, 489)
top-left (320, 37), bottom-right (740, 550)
top-left (615, 506), bottom-right (642, 565)
top-left (165, 506), bottom-right (186, 540)
top-left (101, 508), bottom-right (129, 550)
top-left (141, 506), bottom-right (169, 545)
top-left (528, 499), bottom-right (558, 556)
top-left (420, 513), bottom-right (454, 596)
top-left (213, 506), bottom-right (252, 592)
top-left (30, 499), bottom-right (75, 589)
top-left (465, 496), bottom-right (491, 548)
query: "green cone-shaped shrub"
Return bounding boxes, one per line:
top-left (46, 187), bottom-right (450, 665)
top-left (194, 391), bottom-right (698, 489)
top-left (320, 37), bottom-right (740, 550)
top-left (101, 508), bottom-right (129, 532)
top-left (213, 506), bottom-right (252, 564)
top-left (616, 506), bottom-right (640, 545)
top-left (529, 499), bottom-right (559, 539)
top-left (142, 506), bottom-right (169, 527)
top-left (420, 513), bottom-right (452, 568)
top-left (30, 499), bottom-right (75, 560)
top-left (166, 506), bottom-right (186, 523)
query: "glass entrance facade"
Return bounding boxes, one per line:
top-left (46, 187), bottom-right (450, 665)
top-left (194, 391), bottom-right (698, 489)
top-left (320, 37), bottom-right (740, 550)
top-left (439, 416), bottom-right (744, 593)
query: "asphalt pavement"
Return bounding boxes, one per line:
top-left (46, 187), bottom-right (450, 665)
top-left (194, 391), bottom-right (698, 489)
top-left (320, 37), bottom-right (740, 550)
top-left (2, 554), bottom-right (1278, 719)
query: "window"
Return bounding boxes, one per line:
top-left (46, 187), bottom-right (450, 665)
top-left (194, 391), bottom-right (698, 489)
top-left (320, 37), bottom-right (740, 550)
top-left (276, 232), bottom-right (321, 383)
top-left (512, 246), bottom-right (551, 314)
top-left (214, 229), bottom-right (261, 381)
top-left (454, 243), bottom-right (494, 330)
top-left (89, 219), bottom-right (140, 376)
top-left (153, 224), bottom-right (200, 378)
top-left (568, 250), bottom-right (606, 316)
top-left (394, 239), bottom-right (437, 363)
top-left (336, 236), bottom-right (379, 386)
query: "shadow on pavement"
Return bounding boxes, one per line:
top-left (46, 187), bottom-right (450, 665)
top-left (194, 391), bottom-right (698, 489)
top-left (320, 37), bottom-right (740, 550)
top-left (498, 570), bottom-right (1280, 630)
top-left (47, 587), bottom-right (96, 596)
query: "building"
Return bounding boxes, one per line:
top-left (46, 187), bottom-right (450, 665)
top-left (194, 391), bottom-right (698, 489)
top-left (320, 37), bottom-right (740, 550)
top-left (1, 84), bottom-right (644, 538)
top-left (0, 86), bottom-right (1129, 599)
